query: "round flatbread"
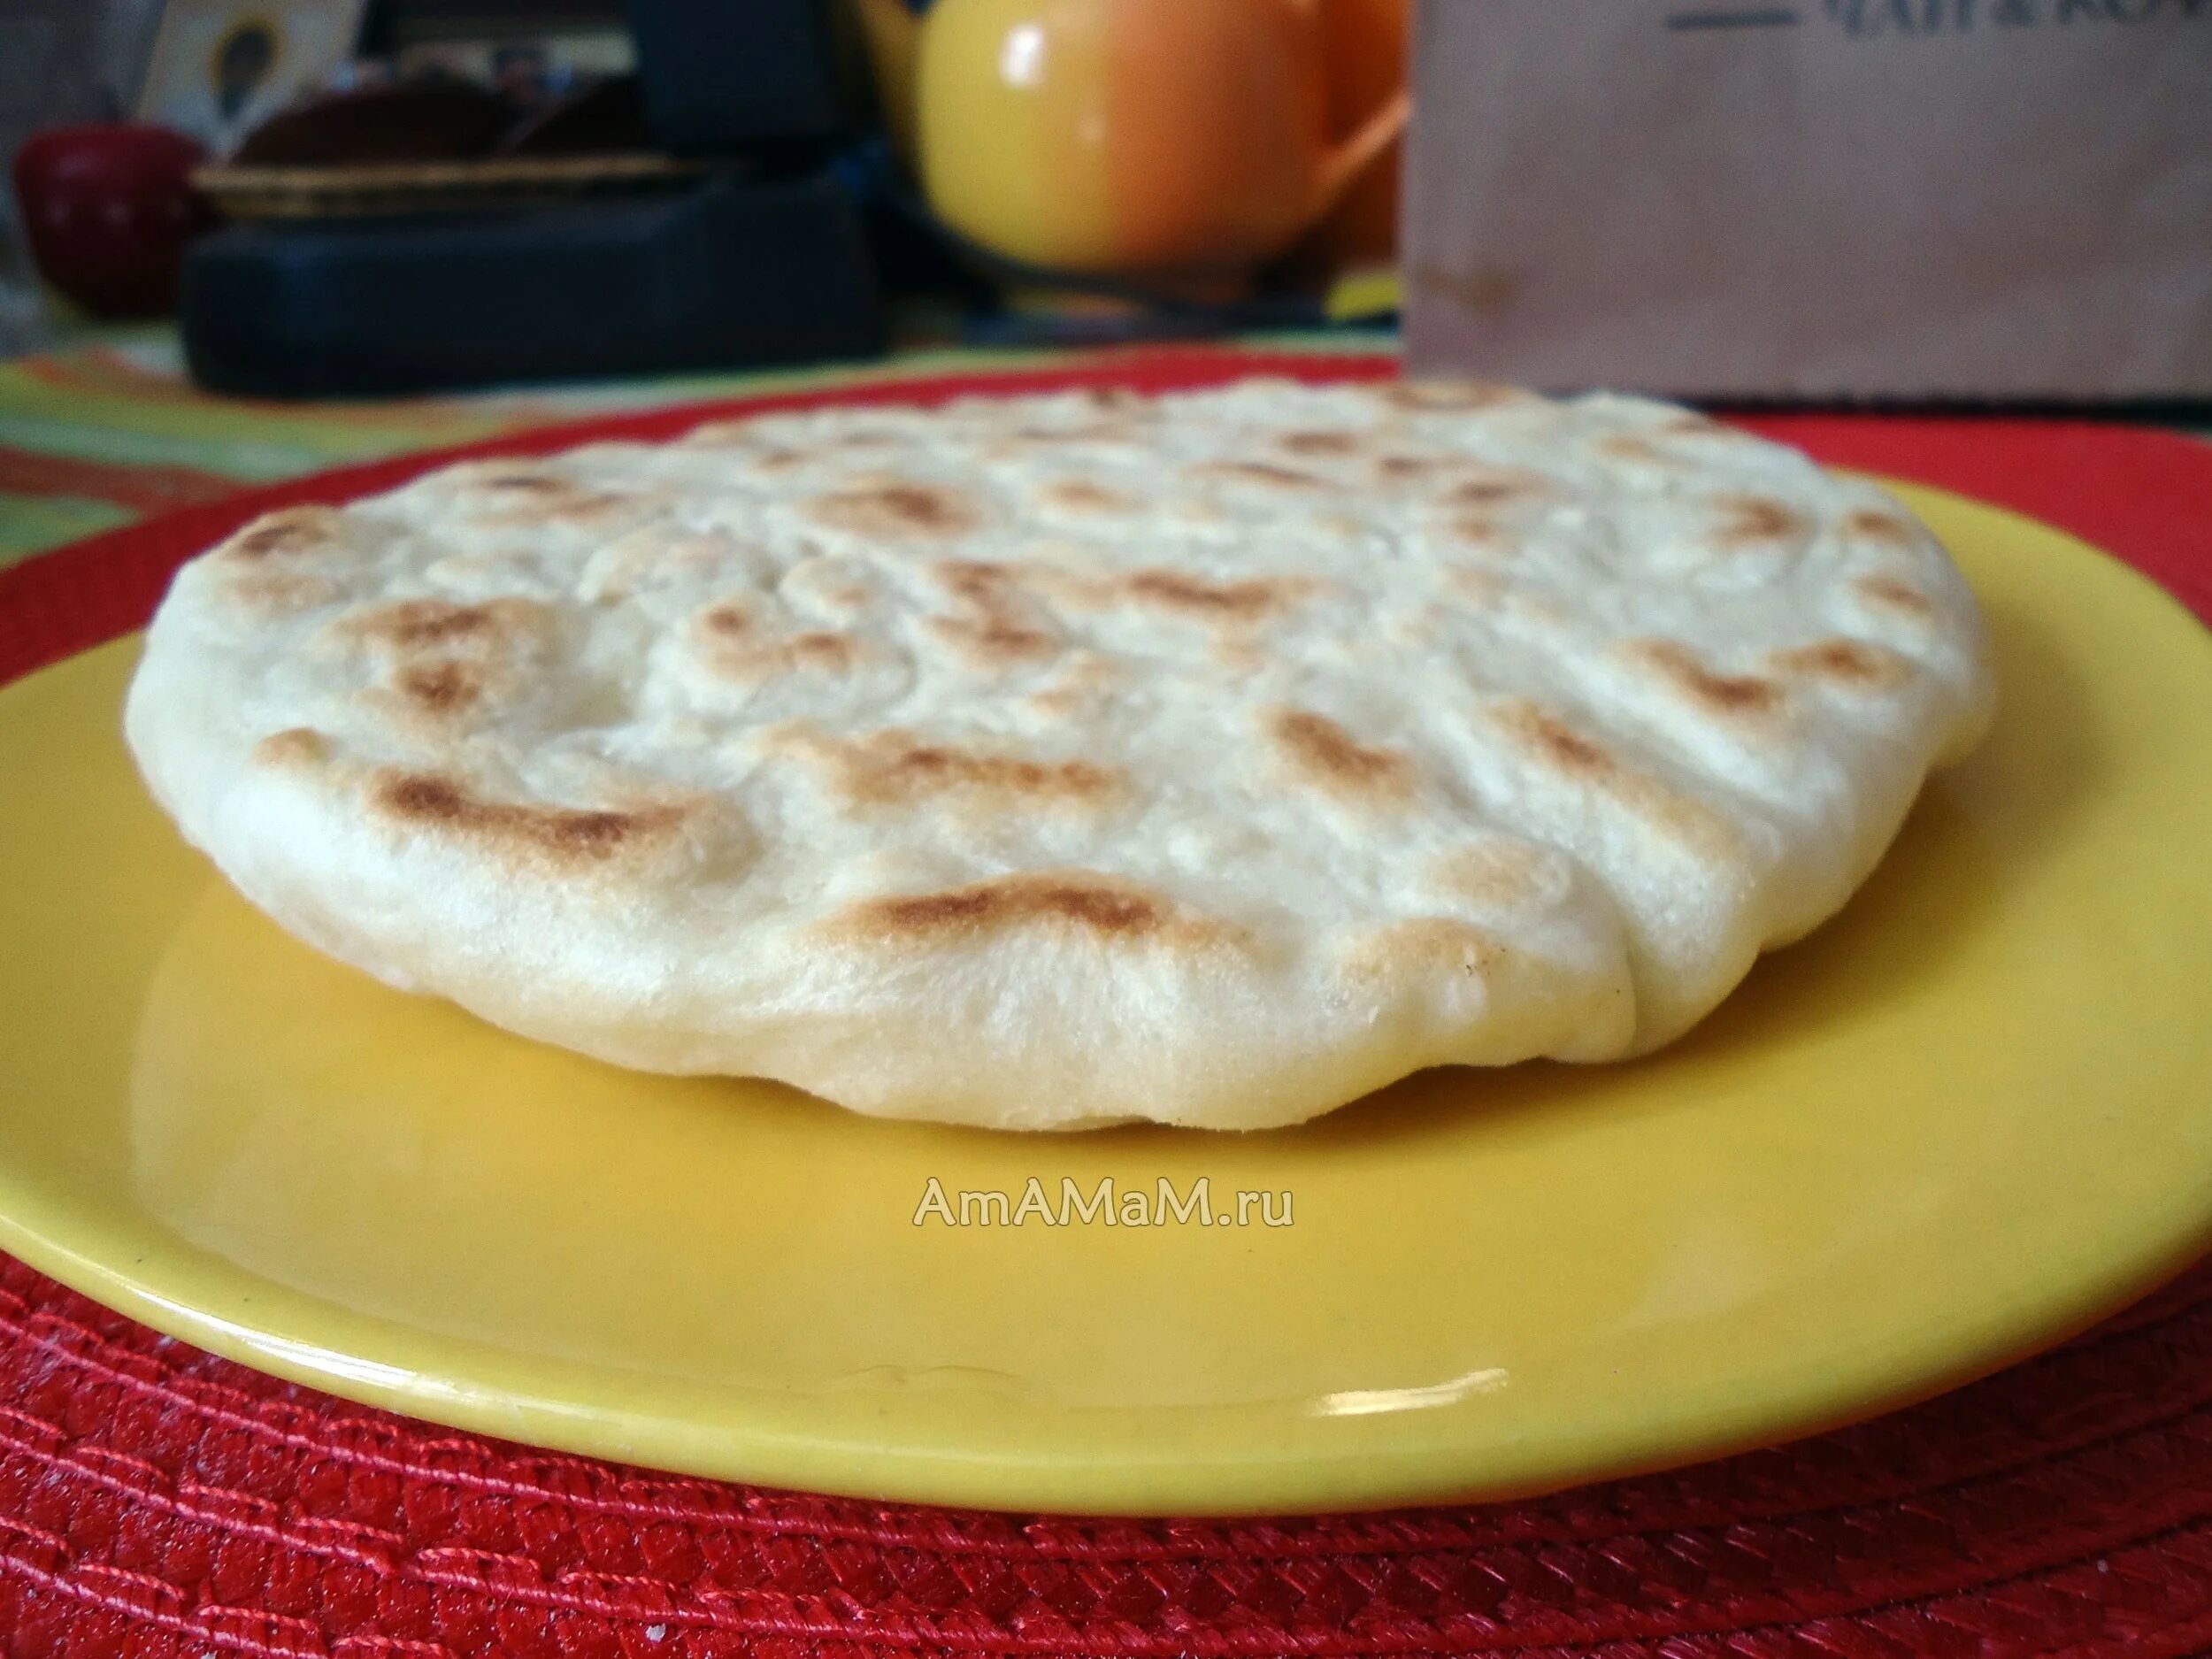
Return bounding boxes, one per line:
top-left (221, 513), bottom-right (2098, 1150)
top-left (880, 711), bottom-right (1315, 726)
top-left (125, 379), bottom-right (1993, 1129)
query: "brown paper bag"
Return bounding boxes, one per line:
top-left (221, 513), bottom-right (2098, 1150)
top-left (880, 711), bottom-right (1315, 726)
top-left (1402, 0), bottom-right (2212, 399)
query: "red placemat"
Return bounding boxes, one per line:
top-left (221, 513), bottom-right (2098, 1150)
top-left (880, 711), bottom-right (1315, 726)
top-left (0, 349), bottom-right (2208, 1658)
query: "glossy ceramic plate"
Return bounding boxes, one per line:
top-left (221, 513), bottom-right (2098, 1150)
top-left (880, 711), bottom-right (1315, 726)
top-left (2, 471), bottom-right (2210, 1517)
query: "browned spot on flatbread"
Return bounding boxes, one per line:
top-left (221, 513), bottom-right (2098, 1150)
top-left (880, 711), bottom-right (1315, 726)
top-left (787, 632), bottom-right (856, 668)
top-left (370, 770), bottom-right (688, 866)
top-left (1124, 569), bottom-right (1310, 623)
top-left (1433, 841), bottom-right (1570, 912)
top-left (1189, 459), bottom-right (1324, 489)
top-left (395, 660), bottom-right (482, 715)
top-left (695, 606), bottom-right (863, 682)
top-left (841, 872), bottom-right (1232, 949)
top-left (227, 571), bottom-right (342, 613)
top-left (880, 879), bottom-right (1150, 933)
top-left (1496, 703), bottom-right (1610, 775)
top-left (1486, 701), bottom-right (1745, 863)
top-left (338, 600), bottom-right (552, 719)
top-left (219, 507), bottom-right (342, 562)
top-left (807, 480), bottom-right (981, 539)
top-left (334, 600), bottom-right (550, 726)
top-left (927, 560), bottom-right (1058, 668)
top-left (1599, 434), bottom-right (1664, 465)
top-left (1279, 430), bottom-right (1361, 457)
top-left (1039, 479), bottom-right (1136, 514)
top-left (252, 727), bottom-right (331, 768)
top-left (931, 618), bottom-right (1056, 666)
top-left (1341, 918), bottom-right (1509, 984)
top-left (1662, 411), bottom-right (1726, 437)
top-left (1381, 380), bottom-right (1531, 412)
top-left (1024, 650), bottom-right (1122, 720)
top-left (1270, 709), bottom-right (1414, 802)
top-left (464, 469), bottom-right (640, 526)
top-left (1714, 495), bottom-right (1809, 548)
top-left (1448, 518), bottom-right (1511, 557)
top-left (1444, 467), bottom-right (1555, 509)
top-left (1377, 454), bottom-right (1440, 480)
top-left (1621, 639), bottom-right (1785, 718)
top-left (1770, 637), bottom-right (1915, 691)
top-left (349, 597), bottom-right (541, 651)
top-left (795, 728), bottom-right (1119, 810)
top-left (1855, 574), bottom-right (1936, 618)
top-left (1842, 508), bottom-right (1921, 548)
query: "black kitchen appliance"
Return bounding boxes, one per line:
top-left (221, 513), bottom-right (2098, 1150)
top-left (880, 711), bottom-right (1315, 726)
top-left (179, 0), bottom-right (888, 396)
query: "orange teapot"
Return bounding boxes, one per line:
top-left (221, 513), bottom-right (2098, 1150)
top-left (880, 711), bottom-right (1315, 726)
top-left (852, 0), bottom-right (1408, 285)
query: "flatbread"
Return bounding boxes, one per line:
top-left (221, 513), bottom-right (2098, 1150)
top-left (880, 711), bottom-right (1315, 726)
top-left (124, 379), bottom-right (1994, 1130)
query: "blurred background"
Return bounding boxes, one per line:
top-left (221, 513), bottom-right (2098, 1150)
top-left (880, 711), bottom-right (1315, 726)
top-left (0, 0), bottom-right (2201, 398)
top-left (0, 0), bottom-right (1408, 388)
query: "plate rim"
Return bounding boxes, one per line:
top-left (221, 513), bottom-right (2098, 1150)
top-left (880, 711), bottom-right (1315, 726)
top-left (3, 352), bottom-right (2210, 1516)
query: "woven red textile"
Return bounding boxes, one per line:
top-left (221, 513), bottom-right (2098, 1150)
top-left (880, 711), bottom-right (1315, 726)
top-left (1, 348), bottom-right (2208, 1658)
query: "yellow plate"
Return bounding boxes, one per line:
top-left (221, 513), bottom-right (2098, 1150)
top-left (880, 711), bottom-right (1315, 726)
top-left (2, 481), bottom-right (2209, 1517)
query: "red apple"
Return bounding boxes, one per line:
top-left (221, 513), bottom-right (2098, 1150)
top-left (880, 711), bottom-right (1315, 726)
top-left (12, 125), bottom-right (213, 319)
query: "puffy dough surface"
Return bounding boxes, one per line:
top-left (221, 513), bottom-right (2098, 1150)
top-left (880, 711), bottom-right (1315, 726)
top-left (125, 380), bottom-right (1994, 1129)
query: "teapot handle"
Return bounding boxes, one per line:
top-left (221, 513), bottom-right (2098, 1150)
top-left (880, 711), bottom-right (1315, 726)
top-left (1310, 86), bottom-right (1410, 228)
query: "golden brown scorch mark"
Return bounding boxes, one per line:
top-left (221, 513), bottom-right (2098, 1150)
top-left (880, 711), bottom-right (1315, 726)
top-left (1842, 508), bottom-right (1921, 549)
top-left (807, 480), bottom-right (980, 539)
top-left (1445, 468), bottom-right (1555, 509)
top-left (252, 726), bottom-right (332, 768)
top-left (844, 872), bottom-right (1204, 945)
top-left (1855, 574), bottom-right (1936, 618)
top-left (791, 728), bottom-right (1120, 810)
top-left (1270, 710), bottom-right (1414, 801)
top-left (1484, 700), bottom-right (1744, 862)
top-left (348, 597), bottom-right (541, 650)
top-left (463, 469), bottom-right (638, 525)
top-left (1770, 637), bottom-right (1914, 691)
top-left (927, 560), bottom-right (1057, 667)
top-left (1122, 569), bottom-right (1310, 623)
top-left (227, 571), bottom-right (342, 614)
top-left (395, 660), bottom-right (482, 714)
top-left (370, 770), bottom-right (688, 864)
top-left (1449, 517), bottom-right (1517, 557)
top-left (1341, 918), bottom-right (1510, 985)
top-left (696, 605), bottom-right (862, 681)
top-left (1714, 495), bottom-right (1809, 548)
top-left (1024, 650), bottom-right (1122, 721)
top-left (1433, 840), bottom-right (1568, 913)
top-left (1620, 640), bottom-right (1785, 718)
top-left (1189, 460), bottom-right (1324, 490)
top-left (219, 507), bottom-right (342, 562)
top-left (1039, 479), bottom-right (1137, 514)
top-left (1279, 430), bottom-right (1361, 457)
top-left (1495, 702), bottom-right (1610, 775)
